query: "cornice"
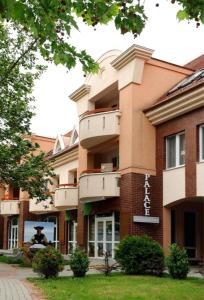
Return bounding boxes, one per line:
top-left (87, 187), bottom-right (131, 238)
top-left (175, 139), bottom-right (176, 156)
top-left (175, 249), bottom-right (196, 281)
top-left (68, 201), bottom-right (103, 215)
top-left (69, 84), bottom-right (91, 102)
top-left (111, 44), bottom-right (154, 70)
top-left (51, 147), bottom-right (78, 168)
top-left (145, 85), bottom-right (204, 125)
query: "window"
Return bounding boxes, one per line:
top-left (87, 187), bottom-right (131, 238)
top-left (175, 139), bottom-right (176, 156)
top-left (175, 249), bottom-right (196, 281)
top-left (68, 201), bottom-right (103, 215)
top-left (166, 132), bottom-right (185, 169)
top-left (199, 125), bottom-right (204, 161)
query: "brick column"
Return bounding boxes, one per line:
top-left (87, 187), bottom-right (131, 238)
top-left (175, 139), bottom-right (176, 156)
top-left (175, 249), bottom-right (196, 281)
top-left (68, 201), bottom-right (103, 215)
top-left (120, 172), bottom-right (163, 245)
top-left (59, 211), bottom-right (66, 254)
top-left (0, 216), bottom-right (4, 248)
top-left (3, 217), bottom-right (8, 249)
top-left (77, 203), bottom-right (87, 251)
top-left (18, 200), bottom-right (37, 247)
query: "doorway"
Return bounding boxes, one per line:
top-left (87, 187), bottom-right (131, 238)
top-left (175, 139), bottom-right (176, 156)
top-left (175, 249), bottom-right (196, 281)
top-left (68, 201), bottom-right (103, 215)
top-left (8, 217), bottom-right (18, 249)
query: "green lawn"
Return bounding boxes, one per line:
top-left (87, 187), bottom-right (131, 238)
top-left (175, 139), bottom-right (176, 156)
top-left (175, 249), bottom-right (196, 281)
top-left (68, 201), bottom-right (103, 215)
top-left (29, 274), bottom-right (204, 300)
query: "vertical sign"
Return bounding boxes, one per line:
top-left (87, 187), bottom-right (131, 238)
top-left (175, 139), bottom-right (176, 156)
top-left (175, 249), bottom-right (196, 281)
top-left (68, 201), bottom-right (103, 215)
top-left (144, 174), bottom-right (151, 216)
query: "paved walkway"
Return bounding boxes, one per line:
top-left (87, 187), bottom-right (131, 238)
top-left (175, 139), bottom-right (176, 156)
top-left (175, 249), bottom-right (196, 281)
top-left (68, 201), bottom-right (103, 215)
top-left (0, 264), bottom-right (39, 300)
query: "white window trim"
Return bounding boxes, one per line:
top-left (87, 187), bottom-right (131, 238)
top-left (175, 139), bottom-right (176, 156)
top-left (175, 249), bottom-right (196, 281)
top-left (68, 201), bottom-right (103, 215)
top-left (166, 132), bottom-right (185, 170)
top-left (199, 125), bottom-right (204, 162)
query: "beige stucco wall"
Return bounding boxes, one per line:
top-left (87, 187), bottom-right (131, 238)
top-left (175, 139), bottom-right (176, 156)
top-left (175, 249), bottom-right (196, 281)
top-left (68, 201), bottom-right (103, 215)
top-left (54, 159), bottom-right (78, 185)
top-left (196, 162), bottom-right (204, 196)
top-left (163, 167), bottom-right (185, 206)
top-left (119, 60), bottom-right (192, 175)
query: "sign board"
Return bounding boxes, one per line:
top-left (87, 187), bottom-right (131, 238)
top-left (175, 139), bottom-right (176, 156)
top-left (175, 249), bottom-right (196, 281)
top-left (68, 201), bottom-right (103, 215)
top-left (133, 216), bottom-right (160, 224)
top-left (144, 174), bottom-right (151, 216)
top-left (24, 221), bottom-right (55, 243)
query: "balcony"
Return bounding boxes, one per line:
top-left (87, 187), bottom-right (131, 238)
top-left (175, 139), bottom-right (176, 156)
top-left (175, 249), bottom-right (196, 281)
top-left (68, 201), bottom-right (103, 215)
top-left (163, 167), bottom-right (185, 206)
top-left (197, 162), bottom-right (204, 196)
top-left (79, 109), bottom-right (121, 149)
top-left (54, 184), bottom-right (78, 210)
top-left (79, 169), bottom-right (121, 202)
top-left (0, 200), bottom-right (20, 216)
top-left (29, 196), bottom-right (58, 214)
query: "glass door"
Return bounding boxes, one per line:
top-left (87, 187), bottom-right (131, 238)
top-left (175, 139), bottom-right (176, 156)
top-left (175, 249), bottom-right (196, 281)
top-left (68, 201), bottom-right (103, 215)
top-left (8, 218), bottom-right (18, 249)
top-left (68, 221), bottom-right (77, 254)
top-left (95, 216), bottom-right (114, 258)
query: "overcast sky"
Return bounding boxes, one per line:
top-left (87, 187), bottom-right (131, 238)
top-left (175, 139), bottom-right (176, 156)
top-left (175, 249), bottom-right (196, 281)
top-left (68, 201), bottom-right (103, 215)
top-left (31, 1), bottom-right (204, 138)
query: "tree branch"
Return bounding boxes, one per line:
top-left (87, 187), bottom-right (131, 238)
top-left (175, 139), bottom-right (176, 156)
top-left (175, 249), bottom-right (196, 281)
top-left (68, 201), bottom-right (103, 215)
top-left (0, 38), bottom-right (38, 84)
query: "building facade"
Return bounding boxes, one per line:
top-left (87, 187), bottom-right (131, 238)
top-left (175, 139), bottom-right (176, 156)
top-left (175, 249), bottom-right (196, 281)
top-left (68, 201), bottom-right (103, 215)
top-left (1, 44), bottom-right (204, 262)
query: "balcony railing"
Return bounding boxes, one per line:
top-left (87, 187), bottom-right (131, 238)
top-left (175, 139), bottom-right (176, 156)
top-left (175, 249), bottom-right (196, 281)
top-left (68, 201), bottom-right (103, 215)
top-left (79, 170), bottom-right (121, 202)
top-left (0, 199), bottom-right (20, 216)
top-left (197, 162), bottom-right (204, 196)
top-left (163, 167), bottom-right (185, 206)
top-left (29, 196), bottom-right (58, 214)
top-left (79, 109), bottom-right (121, 149)
top-left (54, 184), bottom-right (78, 210)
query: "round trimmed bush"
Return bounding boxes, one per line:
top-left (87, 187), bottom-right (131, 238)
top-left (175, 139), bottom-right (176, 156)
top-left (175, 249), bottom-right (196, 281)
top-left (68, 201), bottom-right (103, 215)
top-left (115, 235), bottom-right (164, 276)
top-left (70, 247), bottom-right (89, 277)
top-left (32, 247), bottom-right (64, 278)
top-left (166, 243), bottom-right (189, 279)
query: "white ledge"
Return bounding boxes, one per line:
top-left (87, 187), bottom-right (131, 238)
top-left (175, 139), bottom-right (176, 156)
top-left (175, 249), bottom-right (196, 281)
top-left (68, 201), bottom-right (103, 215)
top-left (111, 44), bottom-right (154, 70)
top-left (69, 84), bottom-right (91, 102)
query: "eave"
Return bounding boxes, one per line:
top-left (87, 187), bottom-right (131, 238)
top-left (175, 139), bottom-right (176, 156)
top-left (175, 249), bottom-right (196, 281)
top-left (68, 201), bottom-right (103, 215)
top-left (145, 84), bottom-right (204, 125)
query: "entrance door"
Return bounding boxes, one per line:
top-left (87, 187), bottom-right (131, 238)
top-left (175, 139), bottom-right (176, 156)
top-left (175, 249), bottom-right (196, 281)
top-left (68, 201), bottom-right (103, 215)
top-left (95, 216), bottom-right (113, 258)
top-left (8, 218), bottom-right (18, 249)
top-left (184, 212), bottom-right (196, 259)
top-left (68, 221), bottom-right (77, 254)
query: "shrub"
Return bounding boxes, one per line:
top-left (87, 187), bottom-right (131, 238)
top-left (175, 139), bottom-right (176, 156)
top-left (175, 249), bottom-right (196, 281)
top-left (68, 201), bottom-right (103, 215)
top-left (115, 235), bottom-right (164, 276)
top-left (166, 244), bottom-right (189, 279)
top-left (69, 247), bottom-right (89, 277)
top-left (32, 247), bottom-right (64, 278)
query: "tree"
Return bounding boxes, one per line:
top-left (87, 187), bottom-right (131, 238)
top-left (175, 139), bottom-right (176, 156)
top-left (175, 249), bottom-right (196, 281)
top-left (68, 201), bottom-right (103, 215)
top-left (0, 23), bottom-right (54, 200)
top-left (0, 0), bottom-right (203, 74)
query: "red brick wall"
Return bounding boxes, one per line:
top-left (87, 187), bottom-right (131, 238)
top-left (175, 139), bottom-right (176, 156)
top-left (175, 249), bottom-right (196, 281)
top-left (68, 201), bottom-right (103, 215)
top-left (18, 201), bottom-right (38, 247)
top-left (120, 173), bottom-right (163, 244)
top-left (0, 216), bottom-right (4, 248)
top-left (156, 107), bottom-right (204, 197)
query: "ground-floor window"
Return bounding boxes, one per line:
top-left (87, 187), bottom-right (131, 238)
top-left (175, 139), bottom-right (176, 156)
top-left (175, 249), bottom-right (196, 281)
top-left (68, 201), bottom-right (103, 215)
top-left (8, 217), bottom-right (18, 249)
top-left (68, 220), bottom-right (77, 254)
top-left (88, 212), bottom-right (120, 258)
top-left (44, 216), bottom-right (59, 249)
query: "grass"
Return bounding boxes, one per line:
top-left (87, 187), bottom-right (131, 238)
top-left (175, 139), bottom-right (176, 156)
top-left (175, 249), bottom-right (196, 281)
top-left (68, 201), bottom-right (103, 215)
top-left (29, 273), bottom-right (204, 300)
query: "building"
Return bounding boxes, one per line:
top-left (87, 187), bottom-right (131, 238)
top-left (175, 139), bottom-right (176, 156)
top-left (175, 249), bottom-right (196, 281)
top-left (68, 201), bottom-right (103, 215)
top-left (1, 44), bottom-right (204, 262)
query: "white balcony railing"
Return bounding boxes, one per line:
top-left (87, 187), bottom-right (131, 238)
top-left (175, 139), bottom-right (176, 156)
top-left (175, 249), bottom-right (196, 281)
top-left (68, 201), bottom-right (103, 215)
top-left (163, 167), bottom-right (185, 206)
top-left (0, 200), bottom-right (20, 216)
top-left (197, 162), bottom-right (204, 196)
top-left (79, 109), bottom-right (121, 148)
top-left (79, 171), bottom-right (121, 202)
top-left (29, 196), bottom-right (58, 214)
top-left (54, 185), bottom-right (78, 210)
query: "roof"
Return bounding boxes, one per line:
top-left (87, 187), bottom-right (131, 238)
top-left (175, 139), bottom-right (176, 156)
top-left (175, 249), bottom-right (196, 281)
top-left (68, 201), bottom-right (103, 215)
top-left (145, 68), bottom-right (204, 112)
top-left (184, 54), bottom-right (204, 71)
top-left (45, 143), bottom-right (78, 160)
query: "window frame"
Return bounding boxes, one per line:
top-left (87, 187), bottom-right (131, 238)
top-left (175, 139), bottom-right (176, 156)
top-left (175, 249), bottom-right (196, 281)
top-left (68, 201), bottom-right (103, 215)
top-left (199, 125), bottom-right (204, 162)
top-left (166, 132), bottom-right (185, 170)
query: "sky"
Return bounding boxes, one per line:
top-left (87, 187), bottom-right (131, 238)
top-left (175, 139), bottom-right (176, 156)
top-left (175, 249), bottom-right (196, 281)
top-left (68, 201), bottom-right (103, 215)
top-left (31, 1), bottom-right (204, 138)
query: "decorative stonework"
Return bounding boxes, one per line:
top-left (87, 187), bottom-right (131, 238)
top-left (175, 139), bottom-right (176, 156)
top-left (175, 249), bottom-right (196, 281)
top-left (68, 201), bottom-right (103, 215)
top-left (111, 44), bottom-right (154, 70)
top-left (69, 84), bottom-right (90, 102)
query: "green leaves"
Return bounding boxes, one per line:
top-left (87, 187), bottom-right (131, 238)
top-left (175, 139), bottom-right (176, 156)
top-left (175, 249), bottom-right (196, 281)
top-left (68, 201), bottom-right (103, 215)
top-left (0, 23), bottom-right (54, 201)
top-left (0, 1), bottom-right (203, 73)
top-left (176, 10), bottom-right (189, 21)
